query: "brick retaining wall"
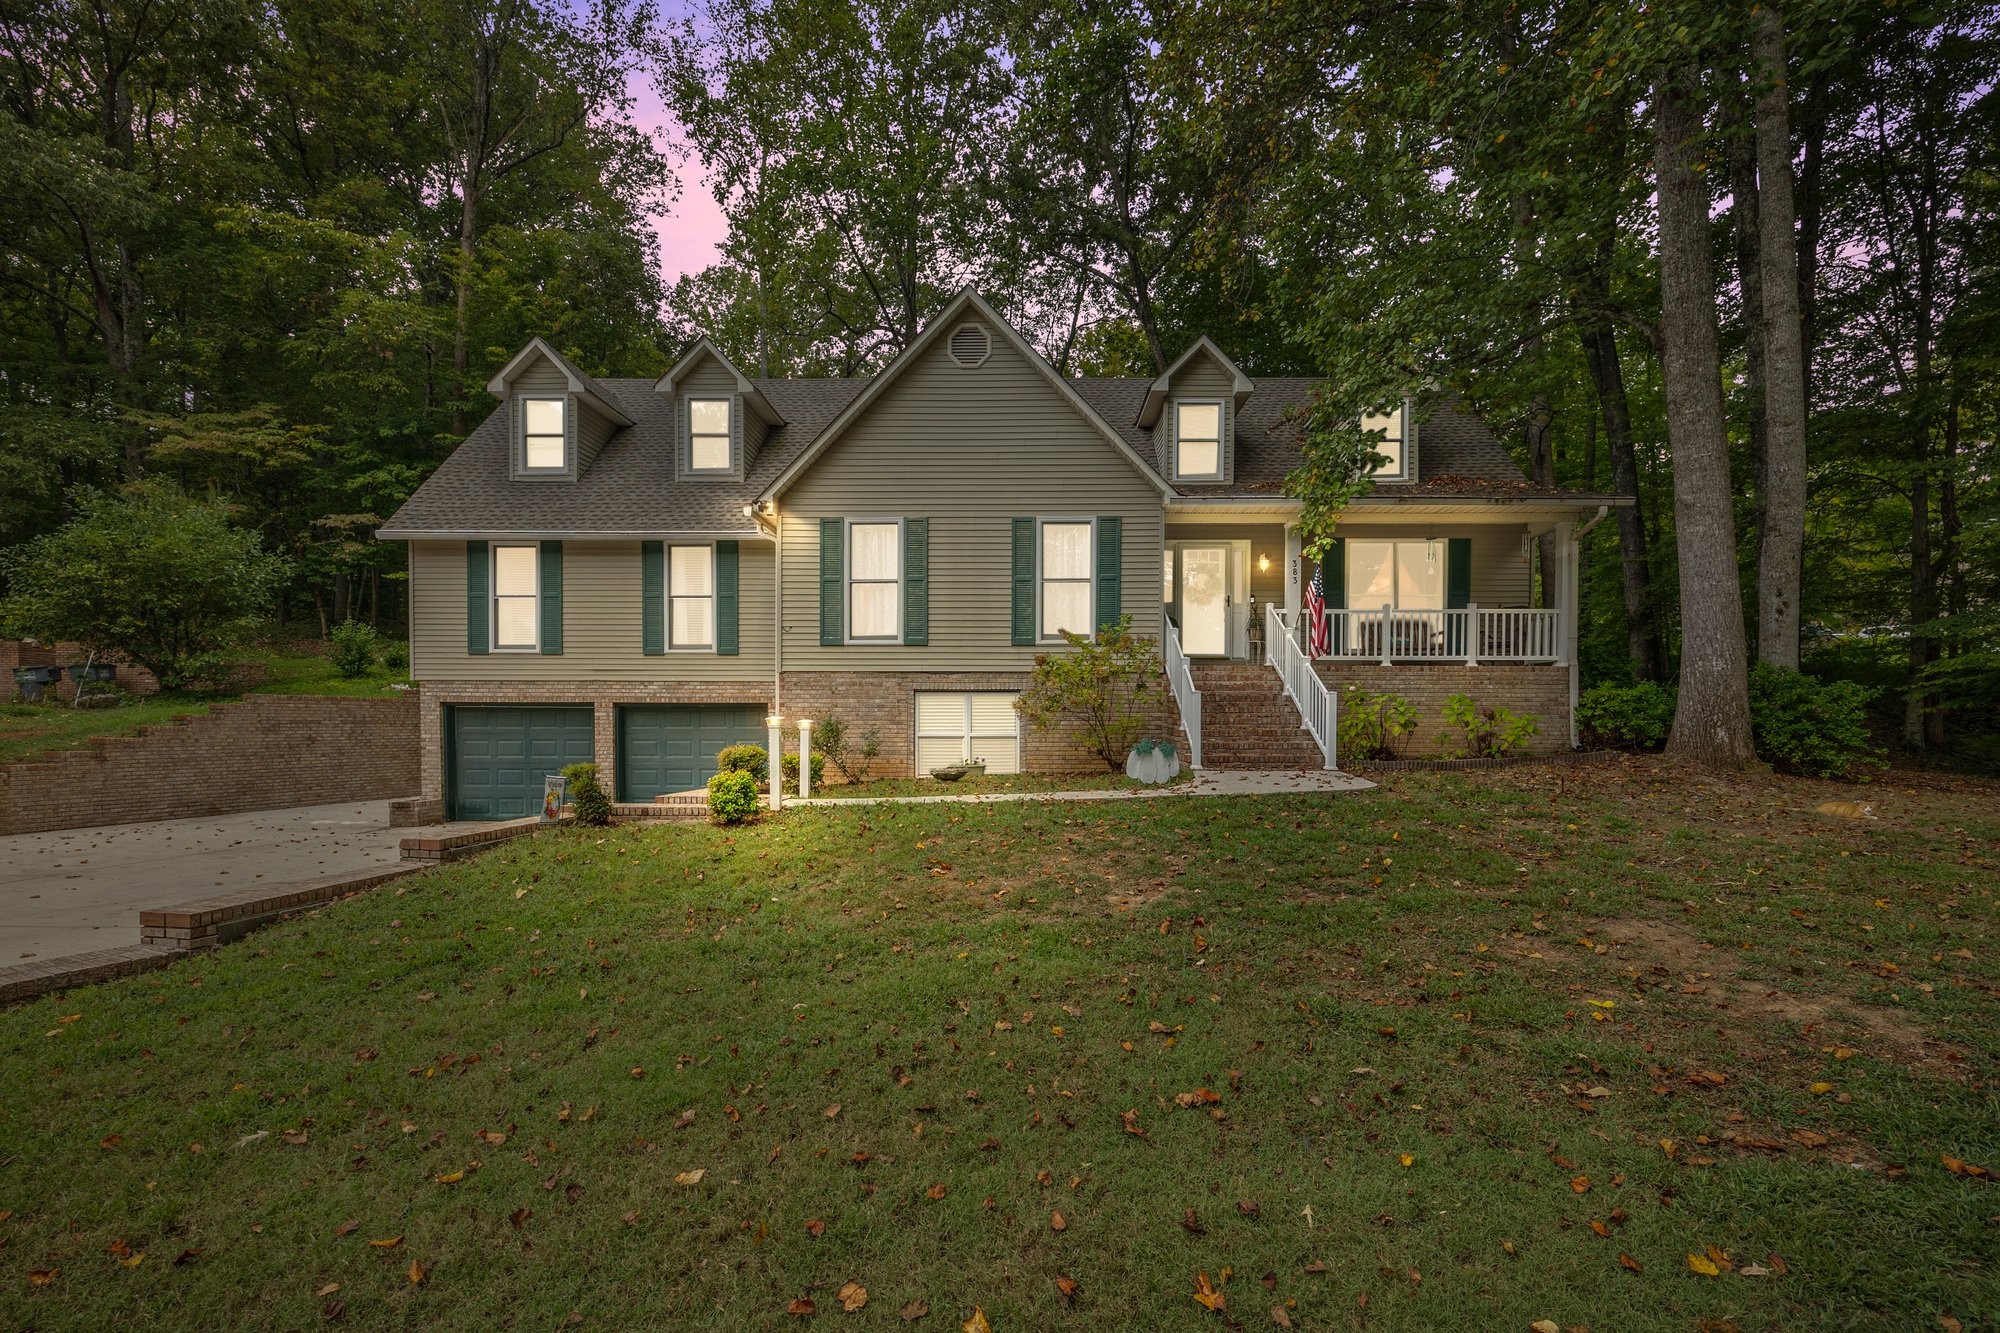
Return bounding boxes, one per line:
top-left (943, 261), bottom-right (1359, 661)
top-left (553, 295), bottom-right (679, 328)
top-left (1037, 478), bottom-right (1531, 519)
top-left (2, 638), bottom-right (158, 699)
top-left (1312, 663), bottom-right (1572, 757)
top-left (0, 693), bottom-right (419, 835)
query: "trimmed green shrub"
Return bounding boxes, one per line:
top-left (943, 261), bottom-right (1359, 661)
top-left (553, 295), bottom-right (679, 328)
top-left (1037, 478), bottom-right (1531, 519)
top-left (707, 769), bottom-right (760, 824)
top-left (814, 714), bottom-right (881, 783)
top-left (1438, 694), bottom-right (1539, 759)
top-left (380, 639), bottom-right (410, 672)
top-left (1015, 615), bottom-right (1156, 770)
top-left (330, 618), bottom-right (378, 678)
top-left (1337, 687), bottom-right (1418, 760)
top-left (1749, 663), bottom-right (1884, 779)
top-left (1577, 681), bottom-right (1676, 750)
top-left (561, 762), bottom-right (612, 826)
top-left (716, 744), bottom-right (769, 787)
top-left (780, 751), bottom-right (826, 795)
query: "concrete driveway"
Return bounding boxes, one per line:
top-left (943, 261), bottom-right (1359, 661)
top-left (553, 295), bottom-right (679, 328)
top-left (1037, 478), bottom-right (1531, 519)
top-left (0, 801), bottom-right (474, 963)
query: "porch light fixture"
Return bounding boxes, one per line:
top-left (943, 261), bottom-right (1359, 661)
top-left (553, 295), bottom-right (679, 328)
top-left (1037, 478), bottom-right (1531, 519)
top-left (1257, 553), bottom-right (1271, 573)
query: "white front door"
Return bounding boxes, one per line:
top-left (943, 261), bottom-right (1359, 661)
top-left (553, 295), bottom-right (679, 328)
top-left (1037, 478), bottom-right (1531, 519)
top-left (1179, 545), bottom-right (1229, 656)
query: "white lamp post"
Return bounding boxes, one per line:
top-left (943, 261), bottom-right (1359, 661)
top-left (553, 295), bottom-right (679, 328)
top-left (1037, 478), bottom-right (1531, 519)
top-left (796, 718), bottom-right (814, 800)
top-left (765, 714), bottom-right (783, 811)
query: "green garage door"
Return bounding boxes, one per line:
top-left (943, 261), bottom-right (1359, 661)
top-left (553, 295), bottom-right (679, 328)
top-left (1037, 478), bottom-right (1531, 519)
top-left (618, 704), bottom-right (764, 802)
top-left (449, 706), bottom-right (595, 820)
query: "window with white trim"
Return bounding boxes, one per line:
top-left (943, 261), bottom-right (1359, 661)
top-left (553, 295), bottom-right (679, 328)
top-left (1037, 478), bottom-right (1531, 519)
top-left (689, 398), bottom-right (731, 472)
top-left (492, 544), bottom-right (540, 650)
top-left (522, 397), bottom-right (567, 471)
top-left (1345, 539), bottom-right (1444, 610)
top-left (669, 544), bottom-right (714, 648)
top-left (1174, 401), bottom-right (1222, 480)
top-left (1362, 404), bottom-right (1406, 479)
top-left (916, 692), bottom-right (1021, 774)
top-left (1039, 519), bottom-right (1094, 641)
top-left (847, 520), bottom-right (902, 641)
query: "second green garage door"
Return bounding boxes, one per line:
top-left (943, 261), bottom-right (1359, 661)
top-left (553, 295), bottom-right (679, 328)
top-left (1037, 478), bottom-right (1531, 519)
top-left (449, 706), bottom-right (595, 820)
top-left (617, 704), bottom-right (765, 802)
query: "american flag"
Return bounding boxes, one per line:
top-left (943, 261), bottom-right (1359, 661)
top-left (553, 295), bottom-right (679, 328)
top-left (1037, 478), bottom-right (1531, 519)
top-left (1304, 561), bottom-right (1331, 657)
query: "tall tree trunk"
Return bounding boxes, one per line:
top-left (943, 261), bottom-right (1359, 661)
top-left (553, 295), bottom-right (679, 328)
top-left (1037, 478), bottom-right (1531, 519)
top-left (1794, 73), bottom-right (1826, 407)
top-left (452, 182), bottom-right (479, 437)
top-left (1655, 67), bottom-right (1757, 767)
top-left (1579, 312), bottom-right (1663, 680)
top-left (1726, 108), bottom-right (1768, 583)
top-left (1751, 6), bottom-right (1809, 670)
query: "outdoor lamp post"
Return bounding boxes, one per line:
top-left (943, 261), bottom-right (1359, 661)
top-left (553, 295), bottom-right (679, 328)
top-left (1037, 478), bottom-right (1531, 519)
top-left (766, 715), bottom-right (783, 811)
top-left (796, 719), bottom-right (814, 799)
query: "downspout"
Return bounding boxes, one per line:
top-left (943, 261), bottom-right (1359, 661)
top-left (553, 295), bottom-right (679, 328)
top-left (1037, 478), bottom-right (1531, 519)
top-left (769, 503), bottom-right (782, 716)
top-left (1576, 503), bottom-right (1611, 539)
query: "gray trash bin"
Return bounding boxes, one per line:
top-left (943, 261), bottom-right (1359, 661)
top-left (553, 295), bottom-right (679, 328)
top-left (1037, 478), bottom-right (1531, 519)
top-left (12, 665), bottom-right (61, 702)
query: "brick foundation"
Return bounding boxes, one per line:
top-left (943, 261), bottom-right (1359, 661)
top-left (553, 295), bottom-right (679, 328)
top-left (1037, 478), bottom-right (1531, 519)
top-left (0, 694), bottom-right (420, 835)
top-left (417, 680), bottom-right (776, 801)
top-left (1311, 662), bottom-right (1572, 757)
top-left (778, 670), bottom-right (1182, 778)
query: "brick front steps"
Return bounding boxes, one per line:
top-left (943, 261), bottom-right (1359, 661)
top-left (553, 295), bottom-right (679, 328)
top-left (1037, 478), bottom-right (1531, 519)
top-left (1191, 663), bottom-right (1327, 770)
top-left (614, 794), bottom-right (709, 822)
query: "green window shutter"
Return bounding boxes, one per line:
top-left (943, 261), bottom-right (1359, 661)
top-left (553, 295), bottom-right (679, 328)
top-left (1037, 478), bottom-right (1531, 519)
top-left (819, 518), bottom-right (844, 646)
top-left (1011, 518), bottom-right (1035, 646)
top-left (539, 540), bottom-right (563, 654)
top-left (641, 541), bottom-right (664, 655)
top-left (1094, 516), bottom-right (1122, 634)
top-left (902, 519), bottom-right (928, 646)
top-left (465, 540), bottom-right (489, 655)
top-left (1445, 537), bottom-right (1472, 609)
top-left (1324, 538), bottom-right (1346, 610)
top-left (715, 540), bottom-right (739, 656)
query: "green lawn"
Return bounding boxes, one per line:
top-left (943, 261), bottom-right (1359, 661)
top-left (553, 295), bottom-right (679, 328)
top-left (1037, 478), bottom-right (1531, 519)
top-left (810, 770), bottom-right (1177, 800)
top-left (1, 646), bottom-right (411, 765)
top-left (2, 759), bottom-right (1995, 1330)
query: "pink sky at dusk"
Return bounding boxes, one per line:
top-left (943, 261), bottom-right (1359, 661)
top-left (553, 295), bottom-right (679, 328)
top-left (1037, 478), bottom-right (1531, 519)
top-left (628, 68), bottom-right (730, 284)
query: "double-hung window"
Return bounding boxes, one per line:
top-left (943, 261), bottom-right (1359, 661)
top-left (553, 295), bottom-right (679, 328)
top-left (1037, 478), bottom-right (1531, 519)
top-left (847, 520), bottom-right (902, 641)
top-left (669, 545), bottom-right (714, 649)
top-left (522, 398), bottom-right (567, 471)
top-left (1039, 519), bottom-right (1094, 641)
top-left (1362, 404), bottom-right (1406, 479)
top-left (1174, 402), bottom-right (1222, 480)
top-left (492, 544), bottom-right (540, 650)
top-left (689, 398), bottom-right (731, 473)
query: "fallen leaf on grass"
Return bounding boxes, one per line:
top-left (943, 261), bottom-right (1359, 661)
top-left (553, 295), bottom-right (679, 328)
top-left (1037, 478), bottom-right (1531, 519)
top-left (674, 1169), bottom-right (706, 1186)
top-left (407, 1259), bottom-right (425, 1285)
top-left (478, 1129), bottom-right (507, 1146)
top-left (806, 1219), bottom-right (826, 1238)
top-left (1767, 1252), bottom-right (1790, 1275)
top-left (900, 1299), bottom-right (929, 1320)
top-left (510, 1208), bottom-right (530, 1230)
top-left (1272, 1305), bottom-right (1293, 1328)
top-left (1192, 1271), bottom-right (1226, 1312)
top-left (1532, 1322), bottom-right (1560, 1333)
top-left (173, 1249), bottom-right (199, 1266)
top-left (1120, 1109), bottom-right (1147, 1138)
top-left (283, 1130), bottom-right (309, 1146)
top-left (1618, 1253), bottom-right (1642, 1272)
top-left (1055, 1274), bottom-right (1080, 1305)
top-left (435, 1170), bottom-right (465, 1185)
top-left (960, 1308), bottom-right (991, 1333)
top-left (927, 1183), bottom-right (947, 1200)
top-left (316, 1282), bottom-right (341, 1297)
top-left (367, 1236), bottom-right (403, 1249)
top-left (838, 1280), bottom-right (868, 1312)
top-left (334, 1220), bottom-right (360, 1237)
top-left (1569, 1176), bottom-right (1590, 1193)
top-left (1050, 1210), bottom-right (1067, 1232)
top-left (787, 1297), bottom-right (815, 1317)
top-left (1174, 1088), bottom-right (1221, 1108)
top-left (1687, 1253), bottom-right (1721, 1276)
top-left (1941, 1155), bottom-right (1992, 1179)
top-left (824, 1103), bottom-right (842, 1119)
top-left (29, 1269), bottom-right (58, 1285)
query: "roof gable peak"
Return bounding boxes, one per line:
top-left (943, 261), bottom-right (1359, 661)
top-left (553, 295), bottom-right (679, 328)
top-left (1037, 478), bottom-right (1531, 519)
top-left (1138, 335), bottom-right (1253, 428)
top-left (485, 337), bottom-right (635, 427)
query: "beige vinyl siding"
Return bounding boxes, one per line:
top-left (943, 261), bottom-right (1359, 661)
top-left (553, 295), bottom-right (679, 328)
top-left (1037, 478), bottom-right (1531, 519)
top-left (1164, 523), bottom-right (1288, 605)
top-left (780, 329), bottom-right (1163, 671)
top-left (1161, 357), bottom-right (1239, 485)
top-left (575, 399), bottom-right (617, 472)
top-left (513, 359), bottom-right (568, 395)
top-left (676, 359), bottom-right (747, 478)
top-left (409, 539), bottom-right (774, 681)
top-left (1327, 524), bottom-right (1533, 607)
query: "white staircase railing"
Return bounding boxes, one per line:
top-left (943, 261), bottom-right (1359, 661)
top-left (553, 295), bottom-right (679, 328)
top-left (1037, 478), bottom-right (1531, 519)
top-left (1267, 604), bottom-right (1339, 769)
top-left (1162, 619), bottom-right (1203, 770)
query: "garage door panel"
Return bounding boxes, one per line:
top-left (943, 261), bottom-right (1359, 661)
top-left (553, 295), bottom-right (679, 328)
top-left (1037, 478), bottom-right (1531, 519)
top-left (450, 706), bottom-right (594, 821)
top-left (618, 705), bottom-right (762, 802)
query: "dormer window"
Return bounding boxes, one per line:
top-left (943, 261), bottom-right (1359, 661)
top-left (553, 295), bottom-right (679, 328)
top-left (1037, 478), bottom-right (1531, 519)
top-left (1174, 402), bottom-right (1223, 480)
top-left (522, 398), bottom-right (567, 471)
top-left (1364, 404), bottom-right (1407, 480)
top-left (689, 398), bottom-right (732, 473)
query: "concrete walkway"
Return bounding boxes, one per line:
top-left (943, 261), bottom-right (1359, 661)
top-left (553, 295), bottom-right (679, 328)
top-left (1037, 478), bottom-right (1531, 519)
top-left (794, 768), bottom-right (1374, 809)
top-left (0, 800), bottom-right (475, 963)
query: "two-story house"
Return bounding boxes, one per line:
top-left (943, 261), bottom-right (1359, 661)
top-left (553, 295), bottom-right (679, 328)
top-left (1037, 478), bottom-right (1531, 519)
top-left (379, 290), bottom-right (1623, 819)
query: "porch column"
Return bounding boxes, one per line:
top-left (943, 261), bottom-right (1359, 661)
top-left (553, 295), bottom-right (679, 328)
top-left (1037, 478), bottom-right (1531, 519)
top-left (1555, 520), bottom-right (1581, 747)
top-left (1284, 525), bottom-right (1302, 624)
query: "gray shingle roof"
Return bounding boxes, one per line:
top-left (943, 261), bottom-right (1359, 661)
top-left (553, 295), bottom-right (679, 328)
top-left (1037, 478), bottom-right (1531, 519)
top-left (379, 370), bottom-right (1537, 537)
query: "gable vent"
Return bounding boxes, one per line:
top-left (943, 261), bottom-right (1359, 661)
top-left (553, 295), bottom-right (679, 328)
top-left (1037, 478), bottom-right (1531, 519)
top-left (947, 322), bottom-right (991, 368)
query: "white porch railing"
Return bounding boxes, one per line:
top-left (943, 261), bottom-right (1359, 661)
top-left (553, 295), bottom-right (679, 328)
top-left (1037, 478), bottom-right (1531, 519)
top-left (1310, 605), bottom-right (1561, 664)
top-left (1162, 619), bottom-right (1203, 770)
top-left (1267, 605), bottom-right (1339, 769)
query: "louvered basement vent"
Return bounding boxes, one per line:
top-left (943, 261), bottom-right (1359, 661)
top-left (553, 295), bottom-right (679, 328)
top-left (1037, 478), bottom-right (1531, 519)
top-left (947, 322), bottom-right (991, 368)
